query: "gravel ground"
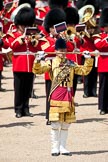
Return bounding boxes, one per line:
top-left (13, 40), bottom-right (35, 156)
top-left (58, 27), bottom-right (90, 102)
top-left (0, 65), bottom-right (108, 162)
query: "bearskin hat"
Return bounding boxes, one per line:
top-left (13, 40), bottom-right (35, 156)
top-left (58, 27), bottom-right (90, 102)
top-left (14, 7), bottom-right (35, 26)
top-left (44, 8), bottom-right (66, 33)
top-left (65, 7), bottom-right (79, 25)
top-left (48, 0), bottom-right (68, 9)
top-left (99, 7), bottom-right (108, 27)
top-left (55, 38), bottom-right (66, 50)
top-left (0, 0), bottom-right (3, 11)
top-left (18, 0), bottom-right (36, 9)
top-left (76, 0), bottom-right (99, 14)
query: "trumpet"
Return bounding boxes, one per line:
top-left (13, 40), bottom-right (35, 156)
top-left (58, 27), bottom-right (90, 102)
top-left (64, 25), bottom-right (88, 41)
top-left (65, 26), bottom-right (77, 40)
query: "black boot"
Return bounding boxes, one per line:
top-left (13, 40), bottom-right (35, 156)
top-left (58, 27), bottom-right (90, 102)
top-left (16, 112), bottom-right (22, 118)
top-left (23, 109), bottom-right (34, 117)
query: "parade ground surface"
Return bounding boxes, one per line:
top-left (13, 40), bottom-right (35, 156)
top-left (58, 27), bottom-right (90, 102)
top-left (0, 65), bottom-right (108, 162)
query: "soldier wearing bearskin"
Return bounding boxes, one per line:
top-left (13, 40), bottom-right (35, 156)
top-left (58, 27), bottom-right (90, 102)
top-left (0, 0), bottom-right (6, 91)
top-left (1, 5), bottom-right (39, 118)
top-left (93, 7), bottom-right (108, 115)
top-left (64, 6), bottom-right (82, 99)
top-left (77, 4), bottom-right (99, 98)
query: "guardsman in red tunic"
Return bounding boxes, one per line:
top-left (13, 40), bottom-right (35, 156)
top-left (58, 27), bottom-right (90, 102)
top-left (35, 0), bottom-right (49, 19)
top-left (64, 7), bottom-right (82, 100)
top-left (0, 41), bottom-right (6, 91)
top-left (78, 5), bottom-right (98, 98)
top-left (0, 1), bottom-right (18, 34)
top-left (0, 0), bottom-right (6, 91)
top-left (93, 7), bottom-right (108, 115)
top-left (3, 5), bottom-right (38, 118)
top-left (34, 0), bottom-right (49, 36)
top-left (36, 8), bottom-right (66, 125)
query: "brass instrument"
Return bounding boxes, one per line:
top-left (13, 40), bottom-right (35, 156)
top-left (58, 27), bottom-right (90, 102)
top-left (78, 5), bottom-right (96, 37)
top-left (78, 5), bottom-right (96, 27)
top-left (65, 26), bottom-right (77, 40)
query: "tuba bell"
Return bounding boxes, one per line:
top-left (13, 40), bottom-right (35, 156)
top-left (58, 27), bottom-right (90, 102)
top-left (78, 5), bottom-right (96, 28)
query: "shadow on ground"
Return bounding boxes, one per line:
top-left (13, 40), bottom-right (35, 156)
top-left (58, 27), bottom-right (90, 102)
top-left (34, 112), bottom-right (45, 116)
top-left (0, 122), bottom-right (34, 128)
top-left (78, 103), bottom-right (98, 106)
top-left (0, 105), bottom-right (38, 110)
top-left (73, 150), bottom-right (108, 155)
top-left (77, 118), bottom-right (107, 123)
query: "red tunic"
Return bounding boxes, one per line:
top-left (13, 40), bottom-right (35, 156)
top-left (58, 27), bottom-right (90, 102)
top-left (66, 36), bottom-right (82, 64)
top-left (37, 35), bottom-right (56, 80)
top-left (0, 48), bottom-right (3, 71)
top-left (80, 36), bottom-right (96, 52)
top-left (93, 32), bottom-right (108, 72)
top-left (0, 2), bottom-right (18, 33)
top-left (3, 29), bottom-right (38, 72)
top-left (34, 2), bottom-right (50, 36)
top-left (35, 6), bottom-right (50, 19)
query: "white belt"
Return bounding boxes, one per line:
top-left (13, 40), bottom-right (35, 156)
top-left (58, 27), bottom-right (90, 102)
top-left (45, 57), bottom-right (55, 60)
top-left (14, 52), bottom-right (35, 56)
top-left (100, 52), bottom-right (108, 56)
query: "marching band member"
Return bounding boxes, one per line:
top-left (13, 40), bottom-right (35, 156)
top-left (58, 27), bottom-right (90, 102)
top-left (36, 8), bottom-right (66, 125)
top-left (32, 37), bottom-right (93, 156)
top-left (0, 39), bottom-right (6, 92)
top-left (34, 0), bottom-right (49, 36)
top-left (78, 5), bottom-right (98, 98)
top-left (93, 7), bottom-right (108, 115)
top-left (0, 1), bottom-right (6, 91)
top-left (10, 0), bottom-right (36, 22)
top-left (64, 6), bottom-right (82, 98)
top-left (35, 0), bottom-right (49, 19)
top-left (2, 5), bottom-right (38, 118)
top-left (0, 0), bottom-right (18, 33)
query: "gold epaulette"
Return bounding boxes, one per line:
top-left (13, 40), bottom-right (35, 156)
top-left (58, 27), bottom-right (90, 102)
top-left (39, 37), bottom-right (47, 41)
top-left (39, 37), bottom-right (50, 51)
top-left (2, 32), bottom-right (15, 38)
top-left (38, 7), bottom-right (46, 12)
top-left (92, 34), bottom-right (101, 38)
top-left (6, 32), bottom-right (15, 38)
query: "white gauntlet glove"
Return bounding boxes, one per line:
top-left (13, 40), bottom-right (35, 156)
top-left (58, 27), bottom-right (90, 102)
top-left (83, 50), bottom-right (91, 58)
top-left (93, 50), bottom-right (99, 56)
top-left (36, 51), bottom-right (45, 61)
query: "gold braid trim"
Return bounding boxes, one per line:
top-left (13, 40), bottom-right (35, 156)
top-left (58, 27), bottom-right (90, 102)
top-left (50, 64), bottom-right (70, 96)
top-left (49, 112), bottom-right (76, 123)
top-left (50, 100), bottom-right (72, 109)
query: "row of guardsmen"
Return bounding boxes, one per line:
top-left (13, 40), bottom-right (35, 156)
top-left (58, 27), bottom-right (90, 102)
top-left (0, 0), bottom-right (108, 121)
top-left (0, 0), bottom-right (108, 157)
